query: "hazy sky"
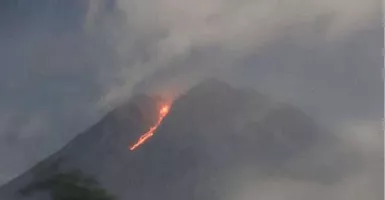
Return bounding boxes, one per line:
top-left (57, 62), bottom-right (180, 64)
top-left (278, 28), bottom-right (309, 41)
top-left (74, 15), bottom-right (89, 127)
top-left (0, 0), bottom-right (382, 189)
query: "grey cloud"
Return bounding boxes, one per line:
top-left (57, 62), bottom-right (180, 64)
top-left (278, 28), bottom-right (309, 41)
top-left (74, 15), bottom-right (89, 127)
top-left (233, 120), bottom-right (383, 200)
top-left (98, 0), bottom-right (380, 108)
top-left (0, 0), bottom-right (382, 192)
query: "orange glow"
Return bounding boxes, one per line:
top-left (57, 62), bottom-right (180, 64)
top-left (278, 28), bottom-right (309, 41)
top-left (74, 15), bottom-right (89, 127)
top-left (129, 104), bottom-right (170, 151)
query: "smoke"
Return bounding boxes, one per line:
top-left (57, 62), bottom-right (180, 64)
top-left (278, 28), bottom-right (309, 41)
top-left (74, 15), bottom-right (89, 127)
top-left (0, 0), bottom-right (382, 192)
top-left (222, 119), bottom-right (383, 200)
top-left (96, 0), bottom-right (380, 109)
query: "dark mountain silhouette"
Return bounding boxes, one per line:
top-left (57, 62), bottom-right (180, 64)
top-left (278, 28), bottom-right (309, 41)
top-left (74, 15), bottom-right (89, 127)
top-left (0, 79), bottom-right (336, 200)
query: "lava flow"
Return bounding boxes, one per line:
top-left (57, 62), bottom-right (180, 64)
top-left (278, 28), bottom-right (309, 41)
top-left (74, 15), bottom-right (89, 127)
top-left (129, 104), bottom-right (170, 151)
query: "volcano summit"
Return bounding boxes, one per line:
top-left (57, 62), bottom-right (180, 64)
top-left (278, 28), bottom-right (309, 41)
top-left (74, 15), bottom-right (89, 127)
top-left (0, 80), bottom-right (342, 200)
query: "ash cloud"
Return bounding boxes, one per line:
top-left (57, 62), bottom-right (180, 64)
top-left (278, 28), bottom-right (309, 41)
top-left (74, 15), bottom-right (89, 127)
top-left (0, 1), bottom-right (382, 199)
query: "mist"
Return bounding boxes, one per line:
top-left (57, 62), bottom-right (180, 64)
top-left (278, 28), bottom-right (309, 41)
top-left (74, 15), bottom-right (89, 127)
top-left (0, 0), bottom-right (382, 199)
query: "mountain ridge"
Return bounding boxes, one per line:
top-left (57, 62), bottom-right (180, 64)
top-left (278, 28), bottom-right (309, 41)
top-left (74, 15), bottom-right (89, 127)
top-left (0, 79), bottom-right (333, 200)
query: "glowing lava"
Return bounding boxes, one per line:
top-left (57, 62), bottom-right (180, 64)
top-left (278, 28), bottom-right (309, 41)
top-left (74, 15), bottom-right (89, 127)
top-left (129, 104), bottom-right (170, 151)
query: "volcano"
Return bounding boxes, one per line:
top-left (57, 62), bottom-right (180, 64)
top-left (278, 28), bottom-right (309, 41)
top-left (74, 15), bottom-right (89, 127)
top-left (0, 79), bottom-right (334, 200)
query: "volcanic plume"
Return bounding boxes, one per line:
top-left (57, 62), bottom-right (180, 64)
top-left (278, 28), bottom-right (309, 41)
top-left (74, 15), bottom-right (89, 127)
top-left (129, 104), bottom-right (171, 150)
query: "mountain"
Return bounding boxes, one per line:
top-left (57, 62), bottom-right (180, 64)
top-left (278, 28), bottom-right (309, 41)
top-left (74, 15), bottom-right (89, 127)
top-left (0, 79), bottom-right (333, 200)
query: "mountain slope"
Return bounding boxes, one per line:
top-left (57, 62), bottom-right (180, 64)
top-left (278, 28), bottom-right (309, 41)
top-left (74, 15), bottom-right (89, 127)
top-left (0, 80), bottom-right (331, 200)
